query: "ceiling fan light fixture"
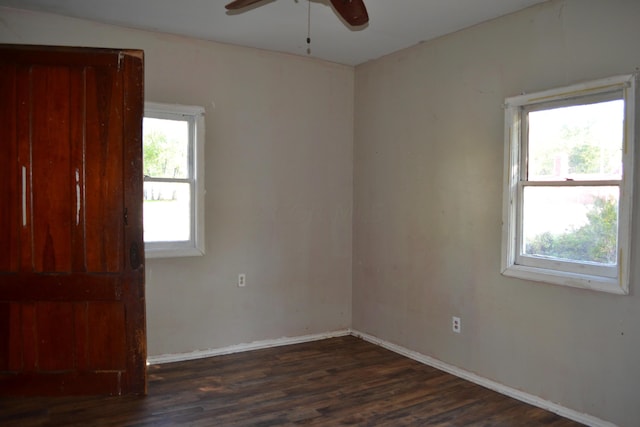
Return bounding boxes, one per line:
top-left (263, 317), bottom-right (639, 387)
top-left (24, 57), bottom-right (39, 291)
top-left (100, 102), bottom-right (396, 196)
top-left (225, 0), bottom-right (264, 10)
top-left (329, 0), bottom-right (369, 26)
top-left (225, 0), bottom-right (369, 27)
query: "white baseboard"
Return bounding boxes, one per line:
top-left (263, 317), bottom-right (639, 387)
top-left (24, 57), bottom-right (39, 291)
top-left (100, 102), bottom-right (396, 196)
top-left (147, 329), bottom-right (351, 365)
top-left (351, 330), bottom-right (616, 427)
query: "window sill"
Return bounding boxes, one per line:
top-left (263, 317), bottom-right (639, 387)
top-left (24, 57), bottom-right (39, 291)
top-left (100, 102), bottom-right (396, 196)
top-left (145, 245), bottom-right (205, 259)
top-left (501, 264), bottom-right (628, 295)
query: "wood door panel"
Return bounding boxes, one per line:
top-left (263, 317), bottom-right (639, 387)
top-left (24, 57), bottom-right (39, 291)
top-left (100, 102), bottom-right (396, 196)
top-left (10, 63), bottom-right (127, 275)
top-left (73, 302), bottom-right (89, 371)
top-left (86, 302), bottom-right (127, 371)
top-left (15, 65), bottom-right (34, 273)
top-left (0, 303), bottom-right (21, 372)
top-left (69, 68), bottom-right (87, 272)
top-left (35, 302), bottom-right (76, 372)
top-left (0, 372), bottom-right (123, 396)
top-left (0, 65), bottom-right (19, 272)
top-left (0, 45), bottom-right (146, 396)
top-left (85, 66), bottom-right (124, 274)
top-left (19, 303), bottom-right (37, 373)
top-left (0, 303), bottom-right (9, 370)
top-left (0, 274), bottom-right (123, 301)
top-left (0, 301), bottom-right (127, 374)
top-left (30, 66), bottom-right (74, 273)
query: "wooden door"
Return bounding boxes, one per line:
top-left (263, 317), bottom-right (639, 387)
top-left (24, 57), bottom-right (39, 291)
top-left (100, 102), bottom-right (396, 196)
top-left (0, 45), bottom-right (146, 395)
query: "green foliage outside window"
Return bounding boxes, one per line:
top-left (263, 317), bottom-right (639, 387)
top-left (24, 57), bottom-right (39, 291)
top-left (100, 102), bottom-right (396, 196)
top-left (143, 130), bottom-right (186, 178)
top-left (143, 129), bottom-right (188, 202)
top-left (526, 197), bottom-right (618, 264)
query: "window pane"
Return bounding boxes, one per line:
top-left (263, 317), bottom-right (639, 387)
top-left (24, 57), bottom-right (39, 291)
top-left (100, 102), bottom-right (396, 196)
top-left (143, 182), bottom-right (191, 242)
top-left (522, 186), bottom-right (619, 265)
top-left (527, 99), bottom-right (624, 181)
top-left (143, 117), bottom-right (189, 179)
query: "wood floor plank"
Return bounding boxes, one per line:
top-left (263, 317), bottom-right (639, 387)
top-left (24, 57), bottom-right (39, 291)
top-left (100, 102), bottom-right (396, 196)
top-left (0, 336), bottom-right (584, 426)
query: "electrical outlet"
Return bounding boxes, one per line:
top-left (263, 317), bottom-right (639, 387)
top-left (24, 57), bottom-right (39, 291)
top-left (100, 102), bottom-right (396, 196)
top-left (238, 273), bottom-right (246, 287)
top-left (452, 316), bottom-right (461, 334)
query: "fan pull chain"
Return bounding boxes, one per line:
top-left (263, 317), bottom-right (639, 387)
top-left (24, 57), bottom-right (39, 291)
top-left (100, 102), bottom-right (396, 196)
top-left (306, 0), bottom-right (311, 55)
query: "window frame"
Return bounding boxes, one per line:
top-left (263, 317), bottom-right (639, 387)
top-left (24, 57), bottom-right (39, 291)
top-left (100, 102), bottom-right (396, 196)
top-left (501, 74), bottom-right (637, 294)
top-left (143, 101), bottom-right (205, 258)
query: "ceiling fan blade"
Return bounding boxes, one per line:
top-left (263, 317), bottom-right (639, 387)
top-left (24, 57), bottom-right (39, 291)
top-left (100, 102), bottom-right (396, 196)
top-left (329, 0), bottom-right (369, 26)
top-left (225, 0), bottom-right (264, 10)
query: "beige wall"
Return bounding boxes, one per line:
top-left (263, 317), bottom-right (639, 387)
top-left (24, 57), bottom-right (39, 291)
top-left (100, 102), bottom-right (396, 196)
top-left (0, 7), bottom-right (353, 356)
top-left (353, 1), bottom-right (640, 426)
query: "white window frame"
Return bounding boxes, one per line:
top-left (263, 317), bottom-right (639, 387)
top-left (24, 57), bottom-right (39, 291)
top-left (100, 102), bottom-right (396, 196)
top-left (501, 74), bottom-right (637, 294)
top-left (143, 102), bottom-right (205, 258)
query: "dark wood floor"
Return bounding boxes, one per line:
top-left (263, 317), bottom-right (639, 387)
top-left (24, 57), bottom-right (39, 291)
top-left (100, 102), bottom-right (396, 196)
top-left (0, 335), bottom-right (583, 426)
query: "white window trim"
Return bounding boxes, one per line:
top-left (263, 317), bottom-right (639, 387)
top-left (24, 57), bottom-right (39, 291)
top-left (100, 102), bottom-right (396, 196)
top-left (144, 101), bottom-right (205, 259)
top-left (501, 74), bottom-right (637, 295)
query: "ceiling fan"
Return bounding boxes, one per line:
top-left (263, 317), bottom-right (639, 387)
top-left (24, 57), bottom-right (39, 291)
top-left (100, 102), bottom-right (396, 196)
top-left (225, 0), bottom-right (369, 27)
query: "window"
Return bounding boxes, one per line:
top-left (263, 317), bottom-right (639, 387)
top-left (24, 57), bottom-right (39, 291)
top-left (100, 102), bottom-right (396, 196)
top-left (501, 75), bottom-right (637, 294)
top-left (143, 102), bottom-right (205, 258)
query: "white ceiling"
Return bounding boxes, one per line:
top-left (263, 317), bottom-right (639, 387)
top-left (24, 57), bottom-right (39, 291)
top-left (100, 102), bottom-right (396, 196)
top-left (0, 0), bottom-right (549, 65)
